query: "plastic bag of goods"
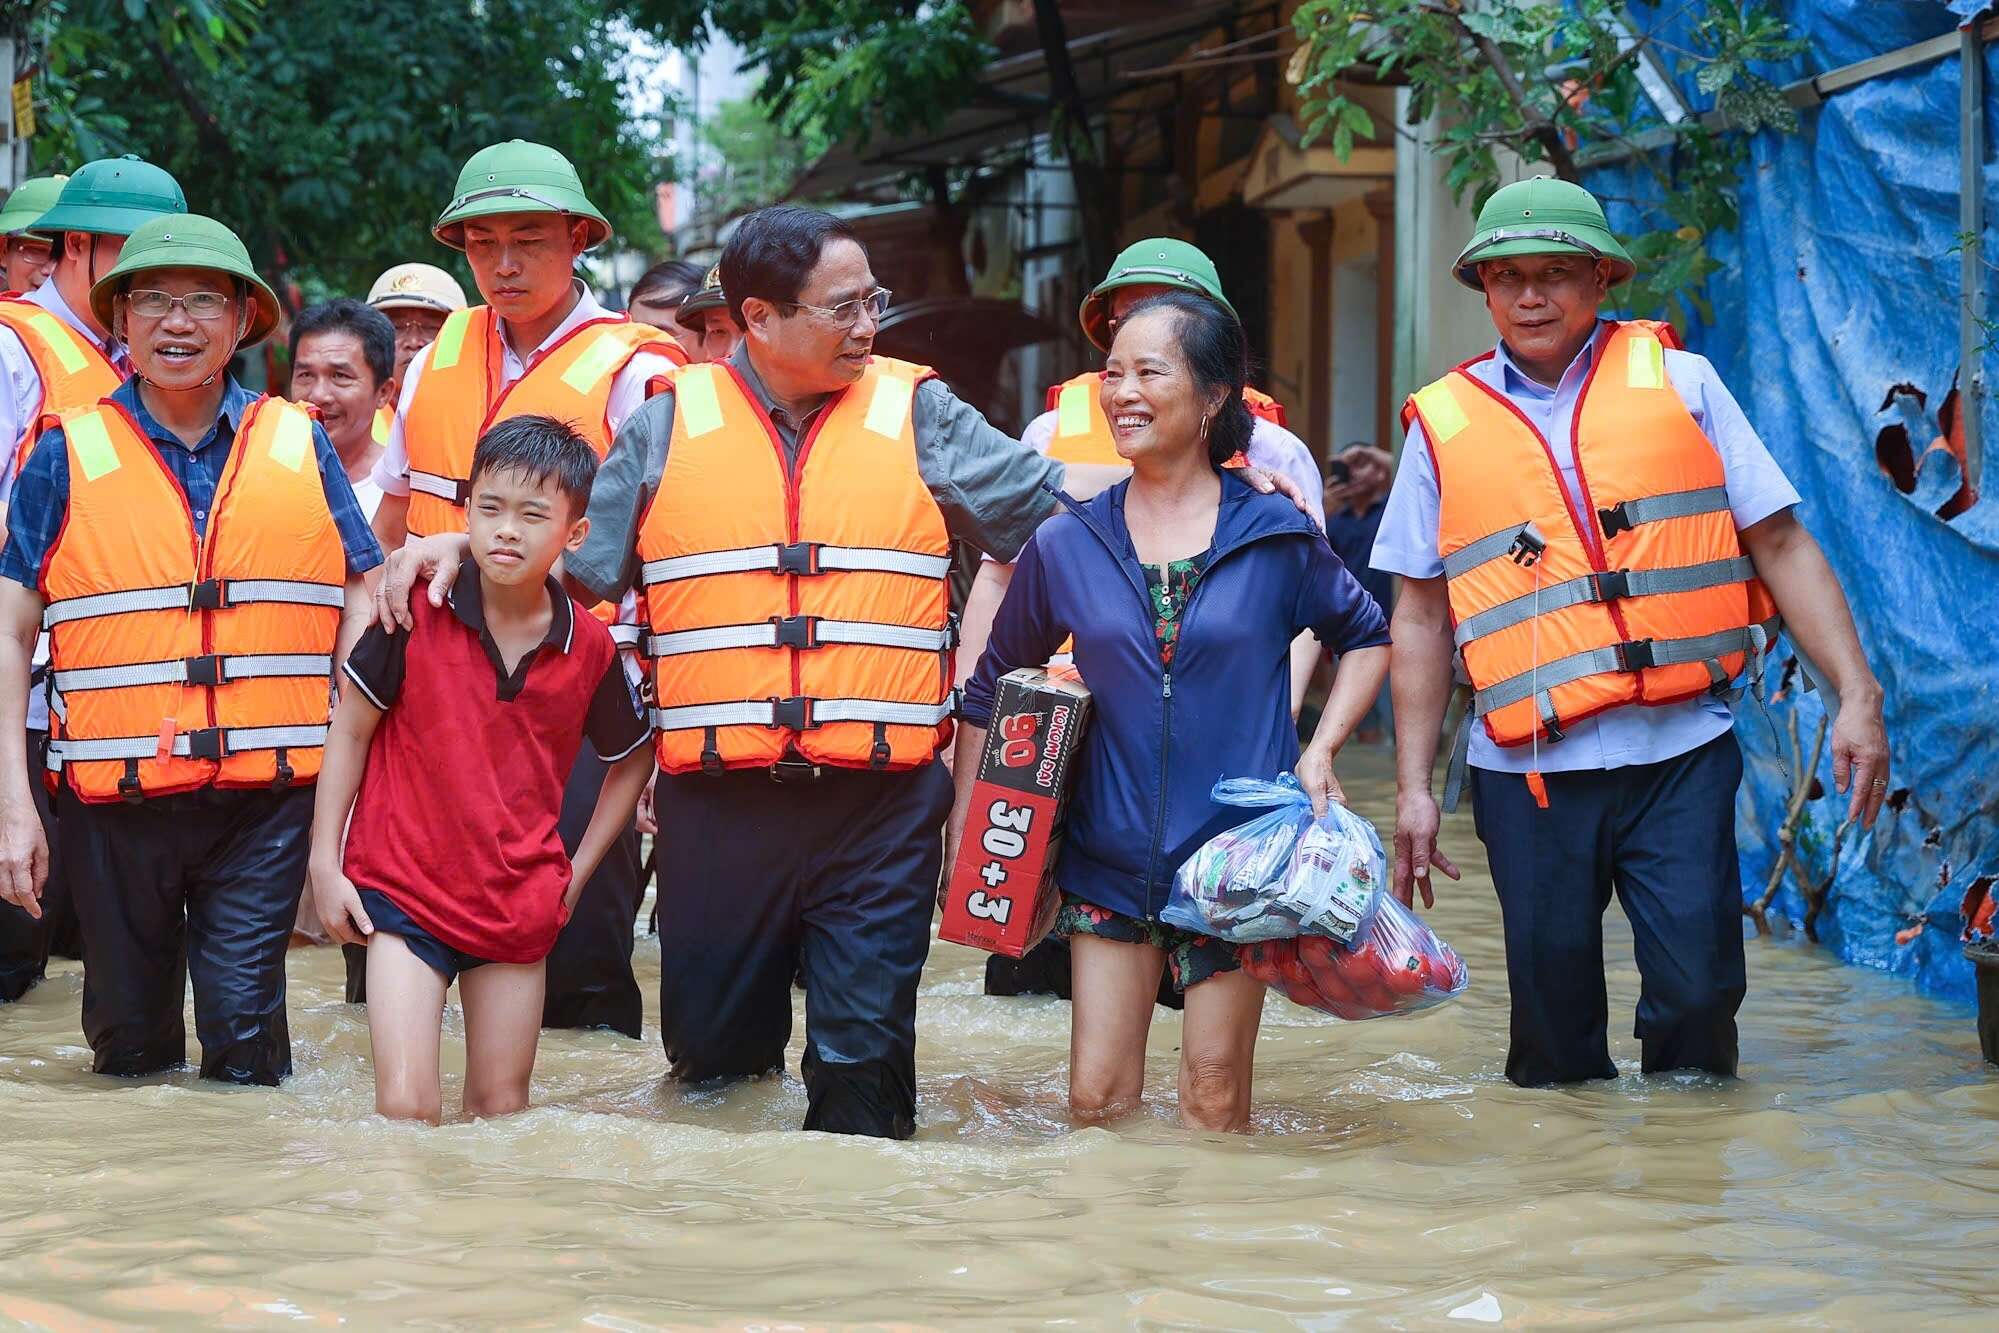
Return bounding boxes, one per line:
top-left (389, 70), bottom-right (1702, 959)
top-left (1162, 773), bottom-right (1468, 1020)
top-left (1238, 894), bottom-right (1468, 1020)
top-left (1161, 775), bottom-right (1383, 944)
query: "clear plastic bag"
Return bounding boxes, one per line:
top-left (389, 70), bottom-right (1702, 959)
top-left (1161, 775), bottom-right (1383, 945)
top-left (1238, 894), bottom-right (1469, 1020)
top-left (1164, 773), bottom-right (1469, 1020)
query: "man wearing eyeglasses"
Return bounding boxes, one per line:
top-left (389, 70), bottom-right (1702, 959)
top-left (0, 214), bottom-right (381, 1083)
top-left (374, 204), bottom-right (1313, 1137)
top-left (0, 156), bottom-right (185, 1005)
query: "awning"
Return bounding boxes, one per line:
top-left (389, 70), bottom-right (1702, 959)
top-left (1240, 114), bottom-right (1393, 212)
top-left (789, 3), bottom-right (1262, 201)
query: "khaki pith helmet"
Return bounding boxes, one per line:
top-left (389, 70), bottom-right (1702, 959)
top-left (367, 262), bottom-right (468, 314)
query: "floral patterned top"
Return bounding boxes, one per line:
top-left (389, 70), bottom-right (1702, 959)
top-left (1144, 551), bottom-right (1212, 667)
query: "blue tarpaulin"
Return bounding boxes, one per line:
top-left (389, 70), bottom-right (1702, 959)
top-left (1593, 2), bottom-right (1998, 1000)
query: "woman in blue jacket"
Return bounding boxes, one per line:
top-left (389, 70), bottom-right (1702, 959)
top-left (951, 292), bottom-right (1391, 1132)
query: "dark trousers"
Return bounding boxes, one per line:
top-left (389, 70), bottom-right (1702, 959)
top-left (542, 745), bottom-right (644, 1036)
top-left (59, 783), bottom-right (312, 1084)
top-left (1471, 732), bottom-right (1747, 1087)
top-left (654, 762), bottom-right (951, 1139)
top-left (342, 750), bottom-right (646, 1036)
top-left (0, 730), bottom-right (80, 1001)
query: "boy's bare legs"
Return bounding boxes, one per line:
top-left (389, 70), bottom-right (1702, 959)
top-left (366, 933), bottom-right (448, 1123)
top-left (460, 961), bottom-right (545, 1119)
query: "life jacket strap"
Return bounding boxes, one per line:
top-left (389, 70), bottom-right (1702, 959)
top-left (51, 653), bottom-right (332, 694)
top-left (408, 469), bottom-right (471, 505)
top-left (640, 542), bottom-right (951, 585)
top-left (44, 578), bottom-right (344, 627)
top-left (1597, 485), bottom-right (1730, 539)
top-left (1451, 556), bottom-right (1755, 648)
top-left (1442, 520), bottom-right (1548, 580)
top-left (1471, 626), bottom-right (1762, 718)
top-left (643, 616), bottom-right (954, 658)
top-left (649, 693), bottom-right (957, 732)
top-left (48, 723), bottom-right (329, 764)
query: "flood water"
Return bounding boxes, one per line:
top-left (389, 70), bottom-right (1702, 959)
top-left (1, 747), bottom-right (1995, 1328)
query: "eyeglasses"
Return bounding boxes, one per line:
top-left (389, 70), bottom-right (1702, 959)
top-left (785, 287), bottom-right (891, 329)
top-left (125, 289), bottom-right (233, 321)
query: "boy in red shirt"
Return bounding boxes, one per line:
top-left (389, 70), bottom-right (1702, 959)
top-left (309, 415), bottom-right (653, 1123)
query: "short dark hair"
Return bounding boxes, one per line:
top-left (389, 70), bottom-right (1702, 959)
top-left (718, 205), bottom-right (860, 328)
top-left (468, 415), bottom-right (597, 517)
top-left (289, 298), bottom-right (395, 386)
top-left (629, 258), bottom-right (705, 309)
top-left (1120, 291), bottom-right (1253, 467)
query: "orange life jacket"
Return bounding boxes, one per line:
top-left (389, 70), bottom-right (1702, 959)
top-left (40, 396), bottom-right (346, 802)
top-left (1405, 320), bottom-right (1777, 747)
top-left (635, 356), bottom-right (956, 774)
top-left (0, 299), bottom-right (122, 471)
top-left (401, 305), bottom-right (686, 537)
top-left (1043, 370), bottom-right (1285, 465)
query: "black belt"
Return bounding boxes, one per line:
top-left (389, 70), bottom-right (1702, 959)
top-left (767, 756), bottom-right (826, 783)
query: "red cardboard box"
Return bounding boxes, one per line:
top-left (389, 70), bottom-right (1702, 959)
top-left (939, 665), bottom-right (1092, 957)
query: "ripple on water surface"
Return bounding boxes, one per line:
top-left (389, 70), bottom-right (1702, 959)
top-left (1, 749), bottom-right (1995, 1326)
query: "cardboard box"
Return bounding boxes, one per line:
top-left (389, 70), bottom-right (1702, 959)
top-left (939, 665), bottom-right (1092, 957)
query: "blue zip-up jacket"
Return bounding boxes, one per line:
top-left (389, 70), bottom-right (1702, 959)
top-left (962, 469), bottom-right (1390, 922)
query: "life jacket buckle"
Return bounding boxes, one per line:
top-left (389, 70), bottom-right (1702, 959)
top-left (1507, 521), bottom-right (1547, 567)
top-left (190, 578), bottom-right (226, 611)
top-left (770, 615), bottom-right (818, 650)
top-left (183, 654), bottom-right (225, 687)
top-left (1615, 638), bottom-right (1657, 672)
top-left (1587, 569), bottom-right (1632, 603)
top-left (184, 727), bottom-right (225, 761)
top-left (770, 696), bottom-right (816, 731)
top-left (774, 541), bottom-right (821, 576)
top-left (1598, 502), bottom-right (1634, 539)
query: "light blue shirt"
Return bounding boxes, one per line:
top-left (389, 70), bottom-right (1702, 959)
top-left (1371, 322), bottom-right (1801, 773)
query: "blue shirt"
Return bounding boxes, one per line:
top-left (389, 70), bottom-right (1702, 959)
top-left (1371, 322), bottom-right (1801, 774)
top-left (0, 376), bottom-right (384, 590)
top-left (1324, 497), bottom-right (1391, 615)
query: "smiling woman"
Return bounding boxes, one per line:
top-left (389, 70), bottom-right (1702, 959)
top-left (951, 291), bottom-right (1392, 1134)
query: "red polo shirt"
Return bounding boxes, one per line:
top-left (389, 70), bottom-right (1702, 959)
top-left (340, 563), bottom-right (648, 963)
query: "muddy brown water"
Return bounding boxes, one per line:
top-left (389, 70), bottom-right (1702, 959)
top-left (1, 747), bottom-right (1994, 1328)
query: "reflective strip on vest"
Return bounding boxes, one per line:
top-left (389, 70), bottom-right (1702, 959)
top-left (43, 578), bottom-right (344, 627)
top-left (1471, 627), bottom-right (1761, 718)
top-left (408, 470), bottom-right (466, 503)
top-left (49, 724), bottom-right (329, 764)
top-left (25, 313), bottom-right (87, 374)
top-left (1452, 556), bottom-right (1755, 648)
top-left (639, 544), bottom-right (951, 585)
top-left (645, 619), bottom-right (953, 657)
top-left (52, 653), bottom-right (332, 694)
top-left (650, 696), bottom-right (956, 731)
top-left (1599, 485), bottom-right (1730, 535)
top-left (607, 622), bottom-right (643, 649)
top-left (1441, 522), bottom-right (1543, 580)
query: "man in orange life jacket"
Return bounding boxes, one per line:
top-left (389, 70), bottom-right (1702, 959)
top-left (1374, 178), bottom-right (1889, 1087)
top-left (361, 141), bottom-right (685, 1037)
top-left (373, 205), bottom-right (1310, 1137)
top-left (0, 215), bottom-right (382, 1083)
top-left (0, 156), bottom-right (185, 1002)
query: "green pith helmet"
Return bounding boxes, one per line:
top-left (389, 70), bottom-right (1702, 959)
top-left (1079, 238), bottom-right (1237, 351)
top-left (89, 213), bottom-right (281, 348)
top-left (1453, 176), bottom-right (1636, 291)
top-left (432, 140), bottom-right (611, 252)
top-left (0, 175), bottom-right (70, 237)
top-left (29, 155), bottom-right (187, 238)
